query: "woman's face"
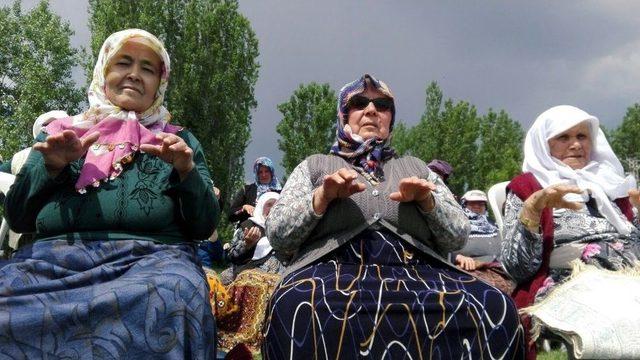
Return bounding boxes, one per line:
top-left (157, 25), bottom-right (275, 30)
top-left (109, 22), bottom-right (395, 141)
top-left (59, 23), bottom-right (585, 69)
top-left (346, 87), bottom-right (393, 140)
top-left (465, 201), bottom-right (486, 215)
top-left (548, 121), bottom-right (592, 170)
top-left (104, 39), bottom-right (162, 113)
top-left (262, 199), bottom-right (277, 218)
top-left (257, 165), bottom-right (272, 184)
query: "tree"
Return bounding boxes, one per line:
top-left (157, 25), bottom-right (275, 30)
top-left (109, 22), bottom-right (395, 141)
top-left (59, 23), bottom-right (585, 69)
top-left (475, 109), bottom-right (524, 189)
top-left (610, 104), bottom-right (640, 170)
top-left (408, 82), bottom-right (480, 196)
top-left (87, 0), bottom-right (259, 212)
top-left (276, 83), bottom-right (337, 174)
top-left (396, 82), bottom-right (524, 196)
top-left (0, 0), bottom-right (83, 160)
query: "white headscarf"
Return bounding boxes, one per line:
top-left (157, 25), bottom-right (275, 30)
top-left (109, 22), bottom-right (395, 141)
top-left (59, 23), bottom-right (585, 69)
top-left (523, 105), bottom-right (636, 234)
top-left (248, 191), bottom-right (280, 260)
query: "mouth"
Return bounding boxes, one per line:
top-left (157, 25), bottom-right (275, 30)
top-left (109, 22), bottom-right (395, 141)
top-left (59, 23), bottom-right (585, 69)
top-left (121, 85), bottom-right (142, 94)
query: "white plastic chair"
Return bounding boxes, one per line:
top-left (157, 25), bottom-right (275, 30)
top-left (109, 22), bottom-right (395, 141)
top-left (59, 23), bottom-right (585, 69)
top-left (487, 181), bottom-right (510, 236)
top-left (0, 172), bottom-right (16, 253)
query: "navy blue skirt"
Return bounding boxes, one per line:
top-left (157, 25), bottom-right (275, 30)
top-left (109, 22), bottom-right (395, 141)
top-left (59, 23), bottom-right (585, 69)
top-left (0, 239), bottom-right (216, 359)
top-left (263, 229), bottom-right (524, 359)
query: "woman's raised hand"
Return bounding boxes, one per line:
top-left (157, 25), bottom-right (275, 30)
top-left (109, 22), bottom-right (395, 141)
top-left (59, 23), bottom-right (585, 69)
top-left (140, 133), bottom-right (195, 180)
top-left (521, 184), bottom-right (584, 231)
top-left (455, 254), bottom-right (477, 271)
top-left (33, 130), bottom-right (100, 176)
top-left (389, 176), bottom-right (436, 212)
top-left (243, 226), bottom-right (261, 247)
top-left (628, 189), bottom-right (640, 211)
top-left (312, 168), bottom-right (366, 214)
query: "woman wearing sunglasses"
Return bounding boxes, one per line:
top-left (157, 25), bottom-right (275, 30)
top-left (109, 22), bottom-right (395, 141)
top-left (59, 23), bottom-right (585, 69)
top-left (262, 74), bottom-right (524, 359)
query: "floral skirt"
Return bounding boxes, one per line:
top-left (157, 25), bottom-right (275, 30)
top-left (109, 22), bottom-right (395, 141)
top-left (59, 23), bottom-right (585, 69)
top-left (263, 229), bottom-right (524, 359)
top-left (0, 239), bottom-right (216, 359)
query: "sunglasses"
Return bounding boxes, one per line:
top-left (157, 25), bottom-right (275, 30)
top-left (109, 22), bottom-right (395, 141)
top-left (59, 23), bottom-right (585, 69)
top-left (347, 95), bottom-right (394, 112)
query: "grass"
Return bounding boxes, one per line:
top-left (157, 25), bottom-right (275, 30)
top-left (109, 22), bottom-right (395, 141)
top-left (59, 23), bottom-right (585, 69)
top-left (537, 349), bottom-right (569, 360)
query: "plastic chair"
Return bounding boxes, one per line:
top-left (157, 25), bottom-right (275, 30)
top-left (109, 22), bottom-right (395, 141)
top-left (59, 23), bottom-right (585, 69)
top-left (487, 181), bottom-right (510, 236)
top-left (0, 172), bottom-right (16, 254)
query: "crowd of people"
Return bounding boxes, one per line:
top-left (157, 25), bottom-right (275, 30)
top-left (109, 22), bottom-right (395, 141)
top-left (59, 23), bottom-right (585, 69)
top-left (1, 28), bottom-right (640, 360)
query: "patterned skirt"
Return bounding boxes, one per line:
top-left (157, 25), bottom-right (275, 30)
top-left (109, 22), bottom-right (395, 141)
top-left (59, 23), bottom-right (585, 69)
top-left (0, 239), bottom-right (216, 359)
top-left (263, 229), bottom-right (524, 359)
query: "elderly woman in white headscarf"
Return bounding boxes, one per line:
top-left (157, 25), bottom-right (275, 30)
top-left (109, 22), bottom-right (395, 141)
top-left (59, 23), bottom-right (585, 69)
top-left (1, 29), bottom-right (218, 358)
top-left (501, 105), bottom-right (640, 358)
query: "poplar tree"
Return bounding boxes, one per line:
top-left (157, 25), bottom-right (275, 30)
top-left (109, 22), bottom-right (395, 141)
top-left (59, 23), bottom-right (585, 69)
top-left (0, 0), bottom-right (83, 160)
top-left (276, 82), bottom-right (336, 174)
top-left (87, 0), bottom-right (259, 206)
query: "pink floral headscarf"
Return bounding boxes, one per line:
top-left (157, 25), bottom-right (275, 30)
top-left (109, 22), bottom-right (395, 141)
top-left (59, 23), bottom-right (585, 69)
top-left (43, 29), bottom-right (180, 193)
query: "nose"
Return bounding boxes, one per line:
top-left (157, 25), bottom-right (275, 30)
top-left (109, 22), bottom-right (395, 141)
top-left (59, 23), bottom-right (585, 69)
top-left (569, 138), bottom-right (582, 150)
top-left (127, 64), bottom-right (143, 82)
top-left (363, 101), bottom-right (377, 115)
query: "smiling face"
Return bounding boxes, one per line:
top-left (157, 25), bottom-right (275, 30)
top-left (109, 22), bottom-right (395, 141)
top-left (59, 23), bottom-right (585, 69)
top-left (548, 121), bottom-right (592, 170)
top-left (104, 39), bottom-right (162, 113)
top-left (346, 87), bottom-right (393, 140)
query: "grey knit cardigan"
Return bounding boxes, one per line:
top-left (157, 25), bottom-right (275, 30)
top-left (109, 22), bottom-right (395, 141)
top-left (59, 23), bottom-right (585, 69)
top-left (266, 154), bottom-right (470, 276)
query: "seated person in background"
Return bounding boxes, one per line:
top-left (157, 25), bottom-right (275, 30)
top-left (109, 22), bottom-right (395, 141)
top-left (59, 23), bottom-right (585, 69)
top-left (221, 191), bottom-right (282, 284)
top-left (427, 158), bottom-right (453, 184)
top-left (452, 189), bottom-right (514, 293)
top-left (0, 29), bottom-right (219, 358)
top-left (501, 105), bottom-right (640, 359)
top-left (454, 189), bottom-right (499, 269)
top-left (198, 186), bottom-right (227, 269)
top-left (263, 74), bottom-right (523, 359)
top-left (228, 156), bottom-right (282, 223)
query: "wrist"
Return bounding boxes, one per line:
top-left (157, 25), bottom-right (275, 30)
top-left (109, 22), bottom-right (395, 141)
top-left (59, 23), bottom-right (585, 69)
top-left (417, 193), bottom-right (435, 212)
top-left (44, 162), bottom-right (65, 178)
top-left (519, 208), bottom-right (540, 233)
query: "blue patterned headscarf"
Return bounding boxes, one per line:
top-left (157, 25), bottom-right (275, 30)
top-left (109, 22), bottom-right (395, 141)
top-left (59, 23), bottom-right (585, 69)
top-left (253, 157), bottom-right (282, 200)
top-left (329, 74), bottom-right (396, 184)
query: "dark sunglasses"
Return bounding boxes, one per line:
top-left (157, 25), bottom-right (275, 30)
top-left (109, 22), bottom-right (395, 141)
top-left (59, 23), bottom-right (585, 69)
top-left (347, 95), bottom-right (394, 112)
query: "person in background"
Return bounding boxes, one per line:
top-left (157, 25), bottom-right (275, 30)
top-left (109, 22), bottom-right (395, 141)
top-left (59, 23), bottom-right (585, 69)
top-left (427, 158), bottom-right (453, 184)
top-left (228, 156), bottom-right (282, 223)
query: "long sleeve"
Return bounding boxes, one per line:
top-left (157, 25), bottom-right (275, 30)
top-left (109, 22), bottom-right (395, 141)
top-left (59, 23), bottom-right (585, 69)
top-left (417, 171), bottom-right (470, 253)
top-left (167, 130), bottom-right (219, 240)
top-left (266, 159), bottom-right (322, 257)
top-left (5, 147), bottom-right (72, 233)
top-left (227, 228), bottom-right (255, 265)
top-left (500, 192), bottom-right (543, 283)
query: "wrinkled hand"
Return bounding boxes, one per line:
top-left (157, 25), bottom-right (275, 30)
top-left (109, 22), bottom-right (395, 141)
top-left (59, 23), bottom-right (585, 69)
top-left (241, 204), bottom-right (255, 216)
top-left (313, 168), bottom-right (366, 215)
top-left (140, 133), bottom-right (194, 180)
top-left (455, 254), bottom-right (477, 271)
top-left (389, 176), bottom-right (436, 212)
top-left (243, 226), bottom-right (261, 247)
top-left (521, 184), bottom-right (584, 229)
top-left (628, 189), bottom-right (640, 211)
top-left (33, 130), bottom-right (100, 176)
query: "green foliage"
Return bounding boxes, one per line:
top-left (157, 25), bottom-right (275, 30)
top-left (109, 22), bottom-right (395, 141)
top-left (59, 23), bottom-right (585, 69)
top-left (400, 82), bottom-right (524, 196)
top-left (475, 109), bottom-right (524, 189)
top-left (87, 0), bottom-right (259, 210)
top-left (391, 121), bottom-right (411, 155)
top-left (276, 82), bottom-right (337, 174)
top-left (610, 104), bottom-right (640, 171)
top-left (0, 0), bottom-right (83, 160)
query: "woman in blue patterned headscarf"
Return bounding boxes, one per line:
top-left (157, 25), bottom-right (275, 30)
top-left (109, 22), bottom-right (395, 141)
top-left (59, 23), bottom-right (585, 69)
top-left (262, 74), bottom-right (524, 359)
top-left (229, 156), bottom-right (282, 223)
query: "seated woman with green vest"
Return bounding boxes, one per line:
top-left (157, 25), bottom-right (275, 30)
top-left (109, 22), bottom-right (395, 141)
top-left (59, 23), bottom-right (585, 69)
top-left (0, 29), bottom-right (219, 358)
top-left (262, 74), bottom-right (524, 359)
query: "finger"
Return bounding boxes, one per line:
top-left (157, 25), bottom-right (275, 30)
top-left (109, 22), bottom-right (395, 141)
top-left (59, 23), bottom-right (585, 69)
top-left (139, 144), bottom-right (162, 156)
top-left (81, 131), bottom-right (101, 150)
top-left (336, 168), bottom-right (358, 181)
top-left (389, 191), bottom-right (403, 202)
top-left (168, 142), bottom-right (188, 152)
top-left (557, 199), bottom-right (584, 211)
top-left (348, 182), bottom-right (366, 195)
